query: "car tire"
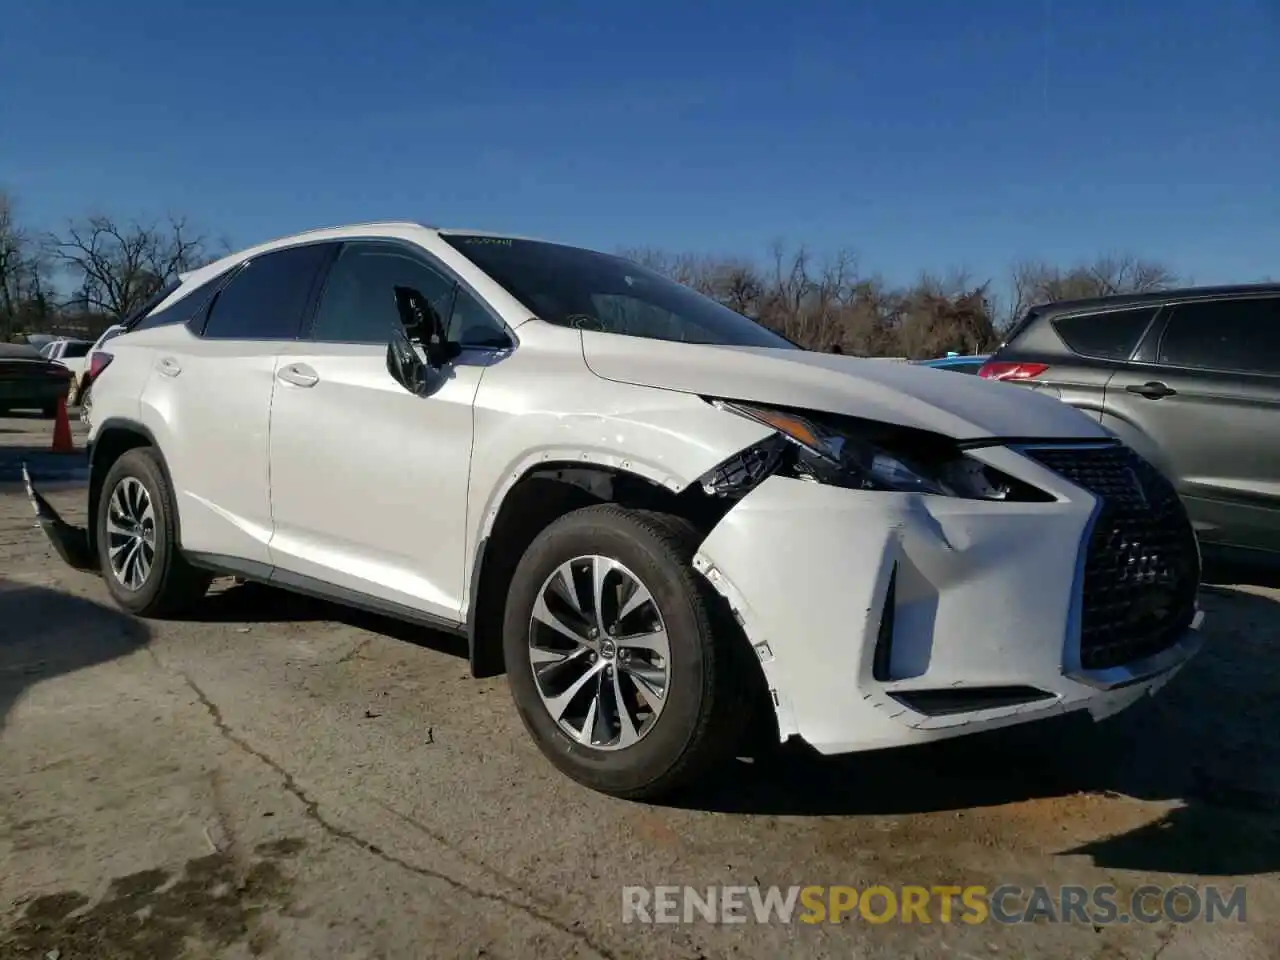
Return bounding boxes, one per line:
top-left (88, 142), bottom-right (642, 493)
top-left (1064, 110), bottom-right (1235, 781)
top-left (503, 504), bottom-right (756, 801)
top-left (97, 447), bottom-right (211, 617)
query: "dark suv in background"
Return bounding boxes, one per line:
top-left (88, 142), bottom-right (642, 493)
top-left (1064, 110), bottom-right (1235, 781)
top-left (980, 284), bottom-right (1280, 564)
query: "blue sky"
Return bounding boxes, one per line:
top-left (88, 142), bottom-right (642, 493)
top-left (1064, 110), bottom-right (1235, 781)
top-left (2, 0), bottom-right (1276, 290)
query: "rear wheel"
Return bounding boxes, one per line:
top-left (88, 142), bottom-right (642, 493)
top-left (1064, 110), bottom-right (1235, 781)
top-left (503, 504), bottom-right (755, 800)
top-left (97, 447), bottom-right (211, 617)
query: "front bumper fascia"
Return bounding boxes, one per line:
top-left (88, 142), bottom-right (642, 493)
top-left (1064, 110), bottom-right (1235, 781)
top-left (692, 444), bottom-right (1203, 755)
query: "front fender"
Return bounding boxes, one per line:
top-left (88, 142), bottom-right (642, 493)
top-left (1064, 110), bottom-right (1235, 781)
top-left (466, 387), bottom-right (774, 557)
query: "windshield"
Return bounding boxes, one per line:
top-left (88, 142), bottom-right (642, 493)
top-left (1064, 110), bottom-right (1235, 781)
top-left (442, 235), bottom-right (798, 350)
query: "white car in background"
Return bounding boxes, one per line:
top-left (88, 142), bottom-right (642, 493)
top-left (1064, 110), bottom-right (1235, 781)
top-left (23, 222), bottom-right (1205, 800)
top-left (39, 337), bottom-right (94, 390)
top-left (74, 324), bottom-right (127, 423)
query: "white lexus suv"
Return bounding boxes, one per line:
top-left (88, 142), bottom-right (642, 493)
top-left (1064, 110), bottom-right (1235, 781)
top-left (24, 221), bottom-right (1204, 800)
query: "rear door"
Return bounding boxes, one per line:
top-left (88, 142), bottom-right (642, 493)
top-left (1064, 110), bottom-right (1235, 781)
top-left (144, 242), bottom-right (335, 566)
top-left (1103, 295), bottom-right (1280, 554)
top-left (990, 305), bottom-right (1161, 419)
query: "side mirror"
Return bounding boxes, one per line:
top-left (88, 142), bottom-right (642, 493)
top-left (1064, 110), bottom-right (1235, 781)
top-left (386, 325), bottom-right (430, 396)
top-left (386, 285), bottom-right (461, 397)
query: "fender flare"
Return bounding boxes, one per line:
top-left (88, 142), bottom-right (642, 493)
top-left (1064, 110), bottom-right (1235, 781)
top-left (462, 452), bottom-right (700, 678)
top-left (88, 417), bottom-right (183, 554)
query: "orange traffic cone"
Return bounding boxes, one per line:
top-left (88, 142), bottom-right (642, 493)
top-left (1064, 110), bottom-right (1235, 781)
top-left (51, 395), bottom-right (75, 453)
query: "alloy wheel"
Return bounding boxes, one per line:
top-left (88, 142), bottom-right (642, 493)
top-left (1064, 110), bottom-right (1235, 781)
top-left (106, 476), bottom-right (156, 591)
top-left (528, 555), bottom-right (670, 751)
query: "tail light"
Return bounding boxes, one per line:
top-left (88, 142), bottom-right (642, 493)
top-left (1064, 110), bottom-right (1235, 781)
top-left (76, 351), bottom-right (114, 406)
top-left (86, 351), bottom-right (114, 383)
top-left (978, 360), bottom-right (1049, 382)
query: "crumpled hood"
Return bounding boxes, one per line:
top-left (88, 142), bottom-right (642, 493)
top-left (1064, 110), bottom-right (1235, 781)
top-left (580, 332), bottom-right (1107, 441)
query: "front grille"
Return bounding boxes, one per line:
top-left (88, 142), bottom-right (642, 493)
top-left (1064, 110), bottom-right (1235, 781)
top-left (1023, 444), bottom-right (1200, 671)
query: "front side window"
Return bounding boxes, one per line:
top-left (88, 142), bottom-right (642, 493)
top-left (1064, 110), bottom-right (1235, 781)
top-left (311, 241), bottom-right (509, 347)
top-left (441, 235), bottom-right (797, 349)
top-left (1158, 297), bottom-right (1280, 375)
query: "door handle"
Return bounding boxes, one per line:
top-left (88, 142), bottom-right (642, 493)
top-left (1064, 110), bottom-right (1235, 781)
top-left (156, 356), bottom-right (182, 377)
top-left (277, 363), bottom-right (319, 388)
top-left (1126, 381), bottom-right (1177, 400)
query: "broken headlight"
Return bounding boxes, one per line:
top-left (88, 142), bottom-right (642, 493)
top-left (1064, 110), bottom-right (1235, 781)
top-left (701, 399), bottom-right (1048, 501)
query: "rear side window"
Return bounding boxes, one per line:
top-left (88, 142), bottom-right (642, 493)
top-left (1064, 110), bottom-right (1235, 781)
top-left (1158, 297), bottom-right (1280, 375)
top-left (63, 342), bottom-right (91, 359)
top-left (203, 243), bottom-right (334, 340)
top-left (1052, 306), bottom-right (1158, 360)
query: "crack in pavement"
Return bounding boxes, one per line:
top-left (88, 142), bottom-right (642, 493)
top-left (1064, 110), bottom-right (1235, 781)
top-left (335, 636), bottom-right (373, 664)
top-left (1150, 925), bottom-right (1178, 960)
top-left (155, 654), bottom-right (622, 960)
top-left (368, 797), bottom-right (561, 913)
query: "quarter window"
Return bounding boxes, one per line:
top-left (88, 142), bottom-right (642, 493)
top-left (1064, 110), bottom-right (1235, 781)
top-left (135, 272), bottom-right (230, 332)
top-left (1158, 298), bottom-right (1280, 375)
top-left (202, 243), bottom-right (334, 340)
top-left (1052, 306), bottom-right (1158, 361)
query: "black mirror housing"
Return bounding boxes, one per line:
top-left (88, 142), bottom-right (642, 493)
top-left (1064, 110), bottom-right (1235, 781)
top-left (388, 285), bottom-right (464, 396)
top-left (386, 328), bottom-right (429, 396)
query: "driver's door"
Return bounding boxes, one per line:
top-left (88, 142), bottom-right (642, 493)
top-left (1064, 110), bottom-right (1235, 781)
top-left (267, 240), bottom-right (503, 623)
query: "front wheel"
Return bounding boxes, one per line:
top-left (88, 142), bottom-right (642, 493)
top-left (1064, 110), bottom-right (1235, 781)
top-left (97, 447), bottom-right (211, 617)
top-left (503, 504), bottom-right (755, 800)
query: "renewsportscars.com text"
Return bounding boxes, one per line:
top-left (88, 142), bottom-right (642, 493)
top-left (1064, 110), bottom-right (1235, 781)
top-left (621, 884), bottom-right (1248, 925)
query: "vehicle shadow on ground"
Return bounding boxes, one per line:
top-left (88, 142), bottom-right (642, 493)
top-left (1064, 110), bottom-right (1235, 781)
top-left (675, 581), bottom-right (1280, 877)
top-left (0, 451), bottom-right (89, 487)
top-left (187, 579), bottom-right (469, 660)
top-left (0, 578), bottom-right (151, 733)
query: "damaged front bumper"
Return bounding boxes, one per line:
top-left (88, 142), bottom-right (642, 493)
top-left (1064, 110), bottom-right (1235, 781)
top-left (692, 447), bottom-right (1204, 755)
top-left (21, 461), bottom-right (98, 572)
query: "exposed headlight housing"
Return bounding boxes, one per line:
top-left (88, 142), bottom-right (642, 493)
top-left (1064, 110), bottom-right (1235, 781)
top-left (700, 399), bottom-right (1052, 502)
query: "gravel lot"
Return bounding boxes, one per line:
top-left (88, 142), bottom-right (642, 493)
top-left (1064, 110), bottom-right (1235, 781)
top-left (1, 412), bottom-right (1278, 959)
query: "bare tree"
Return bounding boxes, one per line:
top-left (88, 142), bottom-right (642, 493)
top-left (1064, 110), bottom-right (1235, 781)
top-left (0, 191), bottom-right (55, 341)
top-left (616, 240), bottom-right (1003, 358)
top-left (47, 214), bottom-right (214, 322)
top-left (1003, 253), bottom-right (1179, 329)
top-left (0, 192), bottom-right (26, 340)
